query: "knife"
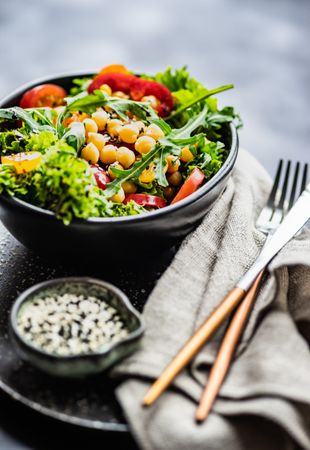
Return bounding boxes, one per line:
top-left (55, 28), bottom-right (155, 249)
top-left (143, 182), bottom-right (310, 407)
top-left (239, 181), bottom-right (310, 290)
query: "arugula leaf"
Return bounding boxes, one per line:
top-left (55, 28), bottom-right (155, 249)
top-left (66, 90), bottom-right (158, 122)
top-left (26, 108), bottom-right (56, 128)
top-left (155, 147), bottom-right (170, 187)
top-left (61, 122), bottom-right (85, 152)
top-left (166, 84), bottom-right (234, 121)
top-left (0, 107), bottom-right (54, 133)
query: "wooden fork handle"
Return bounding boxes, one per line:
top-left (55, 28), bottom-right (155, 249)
top-left (195, 270), bottom-right (264, 422)
top-left (143, 286), bottom-right (246, 406)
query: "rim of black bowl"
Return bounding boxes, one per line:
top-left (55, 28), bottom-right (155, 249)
top-left (0, 71), bottom-right (239, 224)
top-left (10, 276), bottom-right (144, 360)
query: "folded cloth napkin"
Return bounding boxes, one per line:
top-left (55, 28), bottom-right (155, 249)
top-left (112, 149), bottom-right (310, 450)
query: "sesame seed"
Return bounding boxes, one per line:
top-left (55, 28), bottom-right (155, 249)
top-left (17, 293), bottom-right (129, 356)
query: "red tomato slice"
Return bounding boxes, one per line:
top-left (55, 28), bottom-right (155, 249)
top-left (20, 84), bottom-right (67, 108)
top-left (124, 193), bottom-right (167, 208)
top-left (90, 165), bottom-right (110, 190)
top-left (171, 168), bottom-right (205, 204)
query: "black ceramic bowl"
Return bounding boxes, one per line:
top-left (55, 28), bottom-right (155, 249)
top-left (0, 72), bottom-right (238, 258)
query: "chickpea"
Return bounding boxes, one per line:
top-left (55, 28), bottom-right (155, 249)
top-left (166, 155), bottom-right (180, 173)
top-left (110, 187), bottom-right (125, 203)
top-left (118, 123), bottom-right (139, 144)
top-left (122, 181), bottom-right (137, 194)
top-left (92, 109), bottom-right (109, 131)
top-left (112, 91), bottom-right (129, 99)
top-left (144, 123), bottom-right (164, 140)
top-left (83, 118), bottom-right (98, 135)
top-left (116, 146), bottom-right (135, 168)
top-left (180, 146), bottom-right (194, 163)
top-left (141, 95), bottom-right (159, 110)
top-left (87, 132), bottom-right (107, 151)
top-left (139, 163), bottom-right (156, 183)
top-left (168, 171), bottom-right (182, 186)
top-left (135, 136), bottom-right (156, 154)
top-left (107, 119), bottom-right (123, 137)
top-left (133, 120), bottom-right (145, 134)
top-left (108, 163), bottom-right (124, 180)
top-left (99, 144), bottom-right (117, 164)
top-left (81, 143), bottom-right (99, 164)
top-left (99, 84), bottom-right (112, 96)
top-left (164, 186), bottom-right (175, 202)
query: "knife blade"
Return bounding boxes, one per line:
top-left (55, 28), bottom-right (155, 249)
top-left (238, 181), bottom-right (310, 291)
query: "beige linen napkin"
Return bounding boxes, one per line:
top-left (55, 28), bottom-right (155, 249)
top-left (112, 149), bottom-right (310, 450)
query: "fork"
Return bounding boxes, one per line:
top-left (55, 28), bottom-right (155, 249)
top-left (195, 159), bottom-right (309, 421)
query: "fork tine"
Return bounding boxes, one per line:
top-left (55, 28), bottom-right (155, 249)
top-left (267, 159), bottom-right (283, 208)
top-left (277, 160), bottom-right (291, 210)
top-left (288, 162), bottom-right (300, 211)
top-left (300, 163), bottom-right (308, 195)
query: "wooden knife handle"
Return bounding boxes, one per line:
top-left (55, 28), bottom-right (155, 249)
top-left (143, 286), bottom-right (246, 407)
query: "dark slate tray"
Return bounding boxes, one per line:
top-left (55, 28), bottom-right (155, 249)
top-left (0, 222), bottom-right (176, 432)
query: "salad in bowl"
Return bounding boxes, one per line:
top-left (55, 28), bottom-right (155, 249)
top-left (0, 64), bottom-right (240, 225)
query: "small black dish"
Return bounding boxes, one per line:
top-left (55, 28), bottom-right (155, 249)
top-left (0, 72), bottom-right (238, 258)
top-left (10, 277), bottom-right (144, 378)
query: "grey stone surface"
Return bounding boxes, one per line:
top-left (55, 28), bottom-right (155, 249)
top-left (0, 0), bottom-right (309, 174)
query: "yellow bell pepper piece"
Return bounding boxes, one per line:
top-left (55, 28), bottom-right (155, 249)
top-left (1, 152), bottom-right (42, 174)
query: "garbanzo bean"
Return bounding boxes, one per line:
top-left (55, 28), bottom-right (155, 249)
top-left (166, 155), bottom-right (180, 173)
top-left (133, 121), bottom-right (145, 134)
top-left (99, 144), bottom-right (117, 164)
top-left (107, 119), bottom-right (123, 137)
top-left (83, 118), bottom-right (98, 135)
top-left (108, 163), bottom-right (123, 180)
top-left (112, 91), bottom-right (129, 99)
top-left (91, 109), bottom-right (109, 131)
top-left (81, 143), bottom-right (99, 164)
top-left (144, 123), bottom-right (164, 140)
top-left (99, 84), bottom-right (112, 96)
top-left (116, 147), bottom-right (135, 168)
top-left (118, 124), bottom-right (139, 144)
top-left (180, 146), bottom-right (194, 163)
top-left (110, 187), bottom-right (125, 203)
top-left (122, 181), bottom-right (137, 194)
top-left (135, 136), bottom-right (156, 154)
top-left (141, 95), bottom-right (159, 110)
top-left (167, 171), bottom-right (182, 186)
top-left (87, 132), bottom-right (106, 151)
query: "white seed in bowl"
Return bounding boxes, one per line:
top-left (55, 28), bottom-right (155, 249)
top-left (17, 293), bottom-right (129, 356)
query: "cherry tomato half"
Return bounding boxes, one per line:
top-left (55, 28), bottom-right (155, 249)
top-left (170, 167), bottom-right (205, 204)
top-left (20, 84), bottom-right (67, 108)
top-left (124, 193), bottom-right (166, 208)
top-left (90, 165), bottom-right (110, 190)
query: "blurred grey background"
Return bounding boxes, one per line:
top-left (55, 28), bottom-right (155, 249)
top-left (0, 0), bottom-right (309, 174)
